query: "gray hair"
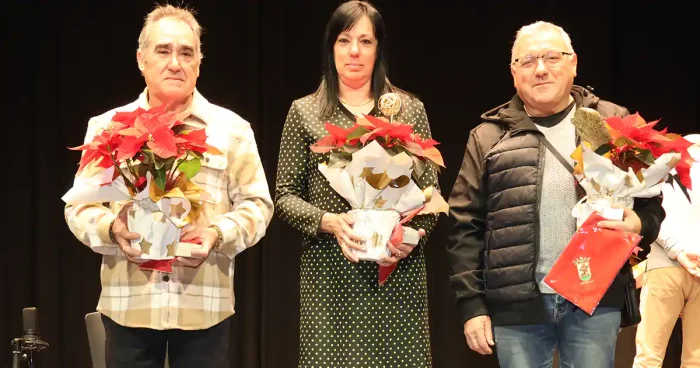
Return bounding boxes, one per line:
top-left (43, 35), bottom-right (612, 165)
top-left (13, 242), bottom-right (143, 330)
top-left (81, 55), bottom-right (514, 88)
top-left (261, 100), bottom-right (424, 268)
top-left (137, 4), bottom-right (203, 61)
top-left (511, 21), bottom-right (574, 63)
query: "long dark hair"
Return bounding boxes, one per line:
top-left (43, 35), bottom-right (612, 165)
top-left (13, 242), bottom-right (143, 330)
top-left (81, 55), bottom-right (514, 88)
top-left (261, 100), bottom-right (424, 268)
top-left (315, 1), bottom-right (409, 119)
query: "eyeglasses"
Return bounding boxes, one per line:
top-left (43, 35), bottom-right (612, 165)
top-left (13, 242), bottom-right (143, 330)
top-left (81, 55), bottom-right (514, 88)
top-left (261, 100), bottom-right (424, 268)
top-left (511, 51), bottom-right (573, 68)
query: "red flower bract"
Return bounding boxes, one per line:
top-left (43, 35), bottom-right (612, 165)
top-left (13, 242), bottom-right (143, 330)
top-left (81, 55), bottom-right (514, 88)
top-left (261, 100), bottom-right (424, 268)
top-left (69, 128), bottom-right (123, 173)
top-left (117, 106), bottom-right (181, 160)
top-left (175, 129), bottom-right (222, 156)
top-left (111, 107), bottom-right (148, 128)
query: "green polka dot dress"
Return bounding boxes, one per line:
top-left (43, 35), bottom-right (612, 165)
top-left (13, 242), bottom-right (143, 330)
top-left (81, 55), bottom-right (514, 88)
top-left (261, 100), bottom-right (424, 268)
top-left (275, 94), bottom-right (439, 367)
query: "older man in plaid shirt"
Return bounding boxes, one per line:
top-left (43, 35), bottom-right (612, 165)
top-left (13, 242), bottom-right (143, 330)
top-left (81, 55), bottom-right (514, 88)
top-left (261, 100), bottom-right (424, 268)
top-left (64, 4), bottom-right (273, 368)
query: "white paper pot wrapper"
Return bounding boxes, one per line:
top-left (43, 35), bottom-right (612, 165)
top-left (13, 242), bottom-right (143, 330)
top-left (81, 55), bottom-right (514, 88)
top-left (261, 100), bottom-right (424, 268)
top-left (128, 198), bottom-right (182, 260)
top-left (402, 226), bottom-right (420, 246)
top-left (349, 209), bottom-right (401, 262)
top-left (572, 194), bottom-right (633, 229)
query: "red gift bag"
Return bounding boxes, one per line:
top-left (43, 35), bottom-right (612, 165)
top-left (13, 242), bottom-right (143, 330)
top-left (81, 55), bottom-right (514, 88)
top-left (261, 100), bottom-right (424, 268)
top-left (543, 211), bottom-right (642, 315)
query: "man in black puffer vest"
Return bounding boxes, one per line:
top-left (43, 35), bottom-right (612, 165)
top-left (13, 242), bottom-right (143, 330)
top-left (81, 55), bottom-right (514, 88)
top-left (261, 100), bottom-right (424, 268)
top-left (446, 21), bottom-right (665, 368)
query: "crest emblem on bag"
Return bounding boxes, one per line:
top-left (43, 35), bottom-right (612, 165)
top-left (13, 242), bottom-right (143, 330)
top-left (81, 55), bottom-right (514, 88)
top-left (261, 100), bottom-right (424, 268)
top-left (573, 257), bottom-right (592, 282)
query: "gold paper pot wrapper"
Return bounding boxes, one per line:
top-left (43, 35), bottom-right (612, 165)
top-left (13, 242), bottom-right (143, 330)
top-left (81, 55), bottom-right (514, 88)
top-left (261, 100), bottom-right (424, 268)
top-left (420, 186), bottom-right (449, 215)
top-left (359, 167), bottom-right (411, 190)
top-left (572, 107), bottom-right (611, 150)
top-left (149, 174), bottom-right (211, 226)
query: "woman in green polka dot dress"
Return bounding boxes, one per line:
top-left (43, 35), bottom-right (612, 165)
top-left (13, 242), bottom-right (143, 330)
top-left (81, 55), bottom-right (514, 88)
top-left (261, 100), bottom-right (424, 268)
top-left (274, 1), bottom-right (440, 367)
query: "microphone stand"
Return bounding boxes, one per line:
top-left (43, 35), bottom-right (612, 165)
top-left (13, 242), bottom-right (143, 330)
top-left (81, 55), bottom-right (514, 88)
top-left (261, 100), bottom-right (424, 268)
top-left (9, 337), bottom-right (47, 368)
top-left (11, 339), bottom-right (24, 368)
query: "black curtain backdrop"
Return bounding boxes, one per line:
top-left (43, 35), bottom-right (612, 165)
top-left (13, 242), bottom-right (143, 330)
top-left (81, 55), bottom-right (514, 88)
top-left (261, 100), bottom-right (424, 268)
top-left (3, 1), bottom-right (696, 367)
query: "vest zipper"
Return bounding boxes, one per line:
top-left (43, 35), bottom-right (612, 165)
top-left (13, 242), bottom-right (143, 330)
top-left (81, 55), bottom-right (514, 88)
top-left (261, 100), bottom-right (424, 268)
top-left (534, 139), bottom-right (545, 287)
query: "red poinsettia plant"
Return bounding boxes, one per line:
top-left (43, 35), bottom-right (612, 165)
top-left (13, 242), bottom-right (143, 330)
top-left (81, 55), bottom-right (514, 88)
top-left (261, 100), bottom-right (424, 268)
top-left (572, 109), bottom-right (695, 189)
top-left (70, 105), bottom-right (221, 194)
top-left (310, 114), bottom-right (445, 180)
top-left (605, 113), bottom-right (694, 189)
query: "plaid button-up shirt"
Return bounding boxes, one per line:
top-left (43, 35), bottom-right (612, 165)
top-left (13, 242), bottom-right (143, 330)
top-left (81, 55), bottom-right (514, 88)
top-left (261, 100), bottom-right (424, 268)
top-left (65, 88), bottom-right (274, 330)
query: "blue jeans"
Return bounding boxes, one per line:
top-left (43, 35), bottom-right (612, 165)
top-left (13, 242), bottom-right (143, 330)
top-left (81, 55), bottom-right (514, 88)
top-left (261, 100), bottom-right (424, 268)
top-left (493, 294), bottom-right (621, 368)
